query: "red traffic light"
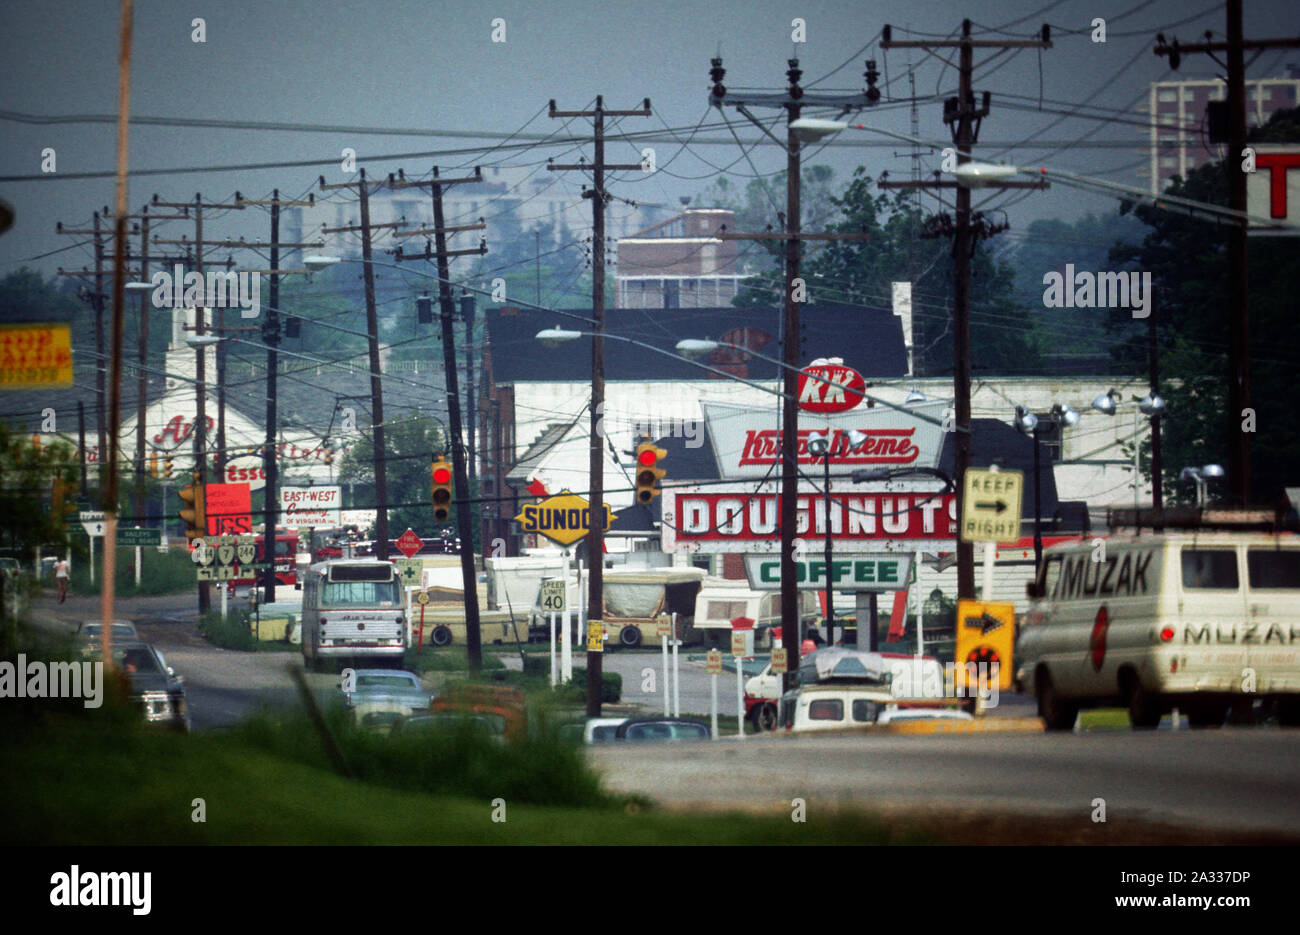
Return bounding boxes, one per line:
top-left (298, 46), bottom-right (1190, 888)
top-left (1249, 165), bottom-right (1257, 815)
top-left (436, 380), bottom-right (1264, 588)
top-left (433, 466), bottom-right (451, 485)
top-left (637, 448), bottom-right (658, 467)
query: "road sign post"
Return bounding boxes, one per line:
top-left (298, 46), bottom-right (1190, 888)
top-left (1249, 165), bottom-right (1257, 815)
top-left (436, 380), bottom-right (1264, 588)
top-left (731, 617), bottom-right (754, 740)
top-left (657, 614), bottom-right (672, 717)
top-left (961, 467), bottom-right (1024, 544)
top-left (955, 599), bottom-right (1015, 713)
top-left (541, 580), bottom-right (565, 687)
top-left (706, 648), bottom-right (722, 739)
top-left (415, 589), bottom-right (430, 654)
top-left (395, 528), bottom-right (423, 559)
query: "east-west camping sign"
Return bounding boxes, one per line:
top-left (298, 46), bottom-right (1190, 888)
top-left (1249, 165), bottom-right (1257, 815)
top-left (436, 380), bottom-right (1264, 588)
top-left (514, 490), bottom-right (617, 547)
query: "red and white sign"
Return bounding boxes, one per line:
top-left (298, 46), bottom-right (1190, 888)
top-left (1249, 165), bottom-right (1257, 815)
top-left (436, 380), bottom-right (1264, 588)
top-left (280, 486), bottom-right (342, 529)
top-left (224, 455), bottom-right (267, 491)
top-left (661, 482), bottom-right (957, 554)
top-left (797, 363), bottom-right (866, 413)
top-left (1248, 144), bottom-right (1300, 235)
top-left (701, 399), bottom-right (948, 480)
top-left (204, 482), bottom-right (253, 537)
top-left (395, 528), bottom-right (424, 559)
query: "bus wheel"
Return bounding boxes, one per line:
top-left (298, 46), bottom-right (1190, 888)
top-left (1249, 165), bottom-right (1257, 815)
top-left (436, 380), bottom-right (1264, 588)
top-left (431, 626), bottom-right (452, 647)
top-left (756, 703), bottom-right (778, 732)
top-left (1124, 673), bottom-right (1162, 729)
top-left (1035, 669), bottom-right (1078, 731)
top-left (619, 625), bottom-right (642, 649)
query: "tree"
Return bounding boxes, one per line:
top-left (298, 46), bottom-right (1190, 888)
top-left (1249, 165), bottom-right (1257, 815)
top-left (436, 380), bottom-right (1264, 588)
top-left (0, 421), bottom-right (82, 560)
top-left (728, 167), bottom-right (1044, 375)
top-left (336, 414), bottom-right (481, 549)
top-left (1107, 106), bottom-right (1300, 504)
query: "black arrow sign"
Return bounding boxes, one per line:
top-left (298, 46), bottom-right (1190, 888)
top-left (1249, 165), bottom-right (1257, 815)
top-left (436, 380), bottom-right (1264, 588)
top-left (964, 612), bottom-right (1005, 635)
top-left (974, 499), bottom-right (1007, 514)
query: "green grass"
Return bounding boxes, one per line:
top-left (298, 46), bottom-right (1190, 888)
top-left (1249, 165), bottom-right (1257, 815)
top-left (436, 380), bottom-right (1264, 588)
top-left (404, 647), bottom-right (506, 673)
top-left (67, 547), bottom-right (197, 597)
top-left (0, 706), bottom-right (922, 845)
top-left (1078, 708), bottom-right (1131, 730)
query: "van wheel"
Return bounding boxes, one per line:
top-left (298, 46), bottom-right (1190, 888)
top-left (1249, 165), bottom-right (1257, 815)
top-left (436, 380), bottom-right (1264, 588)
top-left (1035, 670), bottom-right (1078, 731)
top-left (619, 626), bottom-right (642, 649)
top-left (1125, 675), bottom-right (1162, 729)
top-left (756, 703), bottom-right (778, 732)
top-left (1277, 697), bottom-right (1300, 727)
top-left (430, 626), bottom-right (452, 647)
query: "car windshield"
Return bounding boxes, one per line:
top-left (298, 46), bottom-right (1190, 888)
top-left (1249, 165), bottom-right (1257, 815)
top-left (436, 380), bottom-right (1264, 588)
top-left (321, 580), bottom-right (400, 607)
top-left (356, 675), bottom-right (418, 690)
top-left (83, 624), bottom-right (136, 639)
top-left (114, 647), bottom-right (162, 675)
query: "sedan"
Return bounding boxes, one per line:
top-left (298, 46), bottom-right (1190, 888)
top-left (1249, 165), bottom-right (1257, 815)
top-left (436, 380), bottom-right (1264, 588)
top-left (613, 717), bottom-right (710, 743)
top-left (76, 620), bottom-right (140, 652)
top-left (340, 669), bottom-right (433, 716)
top-left (106, 641), bottom-right (190, 732)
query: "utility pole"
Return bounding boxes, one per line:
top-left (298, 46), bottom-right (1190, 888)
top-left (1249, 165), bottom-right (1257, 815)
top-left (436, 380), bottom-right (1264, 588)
top-left (1155, 6), bottom-right (1300, 505)
top-left (708, 58), bottom-right (876, 685)
top-left (462, 292), bottom-right (477, 484)
top-left (881, 20), bottom-right (1051, 601)
top-left (390, 166), bottom-right (488, 670)
top-left (549, 95), bottom-right (652, 717)
top-left (319, 170), bottom-right (401, 559)
top-left (150, 192), bottom-right (247, 612)
top-left (230, 190), bottom-right (319, 603)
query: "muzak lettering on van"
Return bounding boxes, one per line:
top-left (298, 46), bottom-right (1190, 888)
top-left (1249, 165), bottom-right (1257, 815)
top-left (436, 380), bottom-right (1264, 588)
top-left (1052, 551), bottom-right (1153, 600)
top-left (1183, 623), bottom-right (1300, 645)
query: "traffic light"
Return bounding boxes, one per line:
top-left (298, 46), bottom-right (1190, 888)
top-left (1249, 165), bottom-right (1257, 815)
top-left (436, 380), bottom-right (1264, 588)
top-left (634, 441), bottom-right (666, 505)
top-left (177, 473), bottom-right (207, 541)
top-left (50, 477), bottom-right (76, 533)
top-left (431, 457), bottom-right (453, 522)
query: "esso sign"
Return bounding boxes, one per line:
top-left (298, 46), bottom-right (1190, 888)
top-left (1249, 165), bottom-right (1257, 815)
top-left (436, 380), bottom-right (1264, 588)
top-left (225, 458), bottom-right (267, 491)
top-left (797, 364), bottom-right (866, 413)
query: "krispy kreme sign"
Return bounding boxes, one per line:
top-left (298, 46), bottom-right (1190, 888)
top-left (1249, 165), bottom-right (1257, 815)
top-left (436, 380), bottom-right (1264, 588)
top-left (661, 482), bottom-right (957, 554)
top-left (797, 363), bottom-right (866, 413)
top-left (702, 398), bottom-right (948, 480)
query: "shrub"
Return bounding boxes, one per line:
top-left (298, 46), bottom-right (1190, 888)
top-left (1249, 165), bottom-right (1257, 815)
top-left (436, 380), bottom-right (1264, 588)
top-left (198, 609), bottom-right (256, 651)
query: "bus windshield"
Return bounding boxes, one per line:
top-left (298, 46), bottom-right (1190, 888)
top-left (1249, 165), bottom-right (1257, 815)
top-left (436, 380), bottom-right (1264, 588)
top-left (321, 579), bottom-right (400, 607)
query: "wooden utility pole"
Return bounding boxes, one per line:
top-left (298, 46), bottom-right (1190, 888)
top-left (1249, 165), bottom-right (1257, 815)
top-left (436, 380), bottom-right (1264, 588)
top-left (231, 190), bottom-right (320, 603)
top-left (319, 170), bottom-right (400, 559)
top-left (549, 95), bottom-right (652, 717)
top-left (708, 58), bottom-right (875, 676)
top-left (881, 19), bottom-right (1051, 601)
top-left (389, 166), bottom-right (488, 671)
top-left (1155, 5), bottom-right (1300, 505)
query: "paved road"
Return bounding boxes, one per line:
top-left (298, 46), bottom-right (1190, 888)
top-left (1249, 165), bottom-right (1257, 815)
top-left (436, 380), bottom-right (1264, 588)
top-left (587, 728), bottom-right (1300, 835)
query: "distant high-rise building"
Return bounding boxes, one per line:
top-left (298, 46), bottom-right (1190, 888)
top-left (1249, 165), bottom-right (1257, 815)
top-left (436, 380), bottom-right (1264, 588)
top-left (615, 208), bottom-right (746, 309)
top-left (1139, 69), bottom-right (1300, 194)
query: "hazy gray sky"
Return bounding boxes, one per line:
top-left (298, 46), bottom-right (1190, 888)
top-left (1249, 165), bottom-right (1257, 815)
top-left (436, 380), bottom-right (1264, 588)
top-left (2, 0), bottom-right (1296, 278)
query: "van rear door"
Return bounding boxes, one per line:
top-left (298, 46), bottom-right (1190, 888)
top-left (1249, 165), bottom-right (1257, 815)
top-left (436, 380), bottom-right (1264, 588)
top-left (1244, 544), bottom-right (1300, 693)
top-left (1177, 544), bottom-right (1249, 690)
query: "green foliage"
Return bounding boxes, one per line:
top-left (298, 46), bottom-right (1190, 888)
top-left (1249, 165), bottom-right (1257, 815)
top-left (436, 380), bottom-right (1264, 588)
top-left (198, 608), bottom-right (257, 651)
top-left (67, 545), bottom-right (197, 597)
top-left (565, 667), bottom-right (621, 703)
top-left (727, 168), bottom-right (1044, 375)
top-left (1106, 105), bottom-right (1300, 503)
top-left (0, 421), bottom-right (82, 559)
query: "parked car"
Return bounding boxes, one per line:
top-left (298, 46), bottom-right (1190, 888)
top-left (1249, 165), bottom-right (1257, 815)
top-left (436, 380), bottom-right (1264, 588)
top-left (102, 641), bottom-right (189, 732)
top-left (613, 717), bottom-right (710, 742)
top-left (875, 706), bottom-right (973, 725)
top-left (339, 669), bottom-right (432, 716)
top-left (76, 620), bottom-right (140, 653)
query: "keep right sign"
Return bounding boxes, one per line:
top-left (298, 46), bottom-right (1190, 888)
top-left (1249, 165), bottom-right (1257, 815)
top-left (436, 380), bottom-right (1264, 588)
top-left (961, 468), bottom-right (1023, 544)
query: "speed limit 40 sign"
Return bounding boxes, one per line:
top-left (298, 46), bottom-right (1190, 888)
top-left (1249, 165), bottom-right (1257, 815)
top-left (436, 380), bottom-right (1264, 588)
top-left (540, 580), bottom-right (566, 613)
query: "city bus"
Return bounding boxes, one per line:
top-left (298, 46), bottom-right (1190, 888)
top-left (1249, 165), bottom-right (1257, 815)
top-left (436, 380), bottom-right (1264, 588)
top-left (300, 559), bottom-right (407, 671)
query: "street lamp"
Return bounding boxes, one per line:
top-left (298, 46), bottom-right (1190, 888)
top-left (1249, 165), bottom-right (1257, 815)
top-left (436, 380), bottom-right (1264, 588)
top-left (1015, 402), bottom-right (1080, 574)
top-left (1093, 388), bottom-right (1166, 509)
top-left (805, 427), bottom-right (870, 645)
top-left (1179, 464), bottom-right (1225, 507)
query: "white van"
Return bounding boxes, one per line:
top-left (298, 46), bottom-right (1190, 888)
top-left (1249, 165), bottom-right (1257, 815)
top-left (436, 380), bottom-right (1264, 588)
top-left (1016, 531), bottom-right (1300, 729)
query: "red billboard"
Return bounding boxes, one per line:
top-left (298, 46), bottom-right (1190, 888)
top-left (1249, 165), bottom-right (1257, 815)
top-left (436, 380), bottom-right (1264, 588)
top-left (204, 482), bottom-right (253, 536)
